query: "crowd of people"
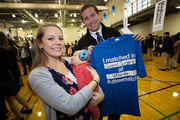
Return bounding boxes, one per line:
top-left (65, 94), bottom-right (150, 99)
top-left (0, 32), bottom-right (32, 120)
top-left (141, 32), bottom-right (180, 71)
top-left (64, 40), bottom-right (78, 57)
top-left (0, 3), bottom-right (180, 120)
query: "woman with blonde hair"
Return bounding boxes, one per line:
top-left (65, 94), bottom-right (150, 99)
top-left (28, 23), bottom-right (104, 120)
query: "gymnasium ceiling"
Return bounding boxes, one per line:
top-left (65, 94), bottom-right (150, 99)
top-left (0, 0), bottom-right (180, 30)
top-left (0, 0), bottom-right (108, 29)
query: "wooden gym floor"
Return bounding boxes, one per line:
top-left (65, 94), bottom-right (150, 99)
top-left (5, 54), bottom-right (180, 120)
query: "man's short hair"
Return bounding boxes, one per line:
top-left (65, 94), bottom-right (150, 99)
top-left (80, 4), bottom-right (99, 21)
top-left (148, 33), bottom-right (153, 37)
top-left (164, 32), bottom-right (170, 36)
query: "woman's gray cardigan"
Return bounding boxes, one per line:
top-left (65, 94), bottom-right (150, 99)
top-left (28, 66), bottom-right (94, 120)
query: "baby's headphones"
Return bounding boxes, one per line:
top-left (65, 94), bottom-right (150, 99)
top-left (79, 49), bottom-right (89, 61)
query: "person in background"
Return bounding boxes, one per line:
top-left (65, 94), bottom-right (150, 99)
top-left (68, 43), bottom-right (73, 57)
top-left (146, 33), bottom-right (154, 61)
top-left (8, 38), bottom-right (18, 58)
top-left (154, 36), bottom-right (159, 56)
top-left (0, 32), bottom-right (32, 120)
top-left (66, 43), bottom-right (70, 56)
top-left (171, 33), bottom-right (180, 69)
top-left (71, 42), bottom-right (75, 55)
top-left (30, 39), bottom-right (36, 64)
top-left (159, 32), bottom-right (174, 71)
top-left (74, 40), bottom-right (78, 52)
top-left (28, 23), bottom-right (104, 120)
top-left (71, 49), bottom-right (103, 120)
top-left (62, 44), bottom-right (66, 56)
top-left (8, 36), bottom-right (24, 87)
top-left (19, 38), bottom-right (31, 75)
top-left (140, 37), bottom-right (146, 56)
top-left (158, 36), bottom-right (163, 56)
top-left (77, 3), bottom-right (142, 120)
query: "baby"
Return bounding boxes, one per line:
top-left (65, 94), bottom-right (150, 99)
top-left (71, 49), bottom-right (100, 120)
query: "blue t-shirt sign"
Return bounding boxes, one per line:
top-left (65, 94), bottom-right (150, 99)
top-left (90, 34), bottom-right (147, 116)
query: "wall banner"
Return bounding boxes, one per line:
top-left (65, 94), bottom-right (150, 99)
top-left (152, 0), bottom-right (167, 32)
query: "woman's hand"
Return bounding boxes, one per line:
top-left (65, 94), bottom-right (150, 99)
top-left (86, 66), bottom-right (100, 83)
top-left (133, 33), bottom-right (142, 41)
top-left (88, 45), bottom-right (94, 55)
top-left (90, 92), bottom-right (104, 107)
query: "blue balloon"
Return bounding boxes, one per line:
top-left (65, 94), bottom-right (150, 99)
top-left (103, 13), bottom-right (106, 21)
top-left (9, 28), bottom-right (11, 34)
top-left (112, 5), bottom-right (115, 14)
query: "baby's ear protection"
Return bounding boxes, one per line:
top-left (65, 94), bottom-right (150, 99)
top-left (79, 49), bottom-right (89, 60)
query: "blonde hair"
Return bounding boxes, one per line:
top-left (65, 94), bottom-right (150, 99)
top-left (31, 23), bottom-right (63, 70)
top-left (29, 23), bottom-right (63, 95)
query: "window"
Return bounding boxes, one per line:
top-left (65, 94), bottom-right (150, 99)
top-left (127, 4), bottom-right (132, 16)
top-left (125, 0), bottom-right (150, 16)
top-left (138, 0), bottom-right (151, 12)
top-left (127, 2), bottom-right (136, 16)
top-left (132, 2), bottom-right (137, 14)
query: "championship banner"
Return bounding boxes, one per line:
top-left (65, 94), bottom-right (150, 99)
top-left (152, 0), bottom-right (167, 32)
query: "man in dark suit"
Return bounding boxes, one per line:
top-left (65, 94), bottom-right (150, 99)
top-left (77, 3), bottom-right (142, 120)
top-left (77, 4), bottom-right (141, 53)
top-left (159, 32), bottom-right (174, 71)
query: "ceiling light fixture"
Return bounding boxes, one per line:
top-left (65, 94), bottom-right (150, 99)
top-left (35, 13), bottom-right (38, 18)
top-left (21, 20), bottom-right (25, 23)
top-left (72, 19), bottom-right (75, 22)
top-left (176, 6), bottom-right (180, 9)
top-left (12, 14), bottom-right (16, 18)
top-left (104, 0), bottom-right (108, 2)
top-left (74, 13), bottom-right (77, 17)
top-left (55, 13), bottom-right (58, 17)
top-left (40, 19), bottom-right (43, 23)
top-left (175, 3), bottom-right (180, 9)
